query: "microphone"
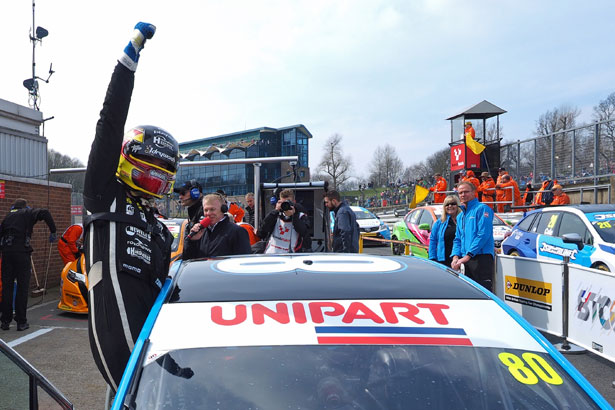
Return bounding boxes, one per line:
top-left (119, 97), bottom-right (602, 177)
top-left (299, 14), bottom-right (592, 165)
top-left (186, 217), bottom-right (211, 239)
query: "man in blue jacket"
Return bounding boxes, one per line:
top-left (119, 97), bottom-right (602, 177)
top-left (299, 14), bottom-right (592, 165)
top-left (324, 190), bottom-right (359, 253)
top-left (451, 181), bottom-right (495, 291)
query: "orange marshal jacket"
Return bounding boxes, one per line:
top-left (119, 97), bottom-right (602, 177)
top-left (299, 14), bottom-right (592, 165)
top-left (478, 178), bottom-right (496, 208)
top-left (429, 176), bottom-right (448, 204)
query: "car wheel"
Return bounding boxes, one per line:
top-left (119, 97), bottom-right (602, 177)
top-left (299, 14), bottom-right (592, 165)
top-left (391, 236), bottom-right (400, 255)
top-left (592, 263), bottom-right (610, 272)
top-left (508, 250), bottom-right (520, 257)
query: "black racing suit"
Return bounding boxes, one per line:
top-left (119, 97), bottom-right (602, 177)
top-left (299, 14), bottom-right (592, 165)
top-left (0, 208), bottom-right (56, 326)
top-left (83, 63), bottom-right (173, 390)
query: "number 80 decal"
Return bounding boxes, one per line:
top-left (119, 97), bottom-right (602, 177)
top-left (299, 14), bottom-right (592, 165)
top-left (498, 352), bottom-right (563, 385)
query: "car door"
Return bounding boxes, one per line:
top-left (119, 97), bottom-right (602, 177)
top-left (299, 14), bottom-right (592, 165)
top-left (533, 211), bottom-right (567, 262)
top-left (0, 339), bottom-right (73, 409)
top-left (505, 212), bottom-right (540, 257)
top-left (402, 209), bottom-right (422, 242)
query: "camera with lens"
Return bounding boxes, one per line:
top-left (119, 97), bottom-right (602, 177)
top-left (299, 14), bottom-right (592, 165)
top-left (280, 200), bottom-right (294, 212)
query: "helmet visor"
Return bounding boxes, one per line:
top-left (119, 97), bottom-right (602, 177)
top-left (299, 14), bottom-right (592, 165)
top-left (129, 157), bottom-right (176, 197)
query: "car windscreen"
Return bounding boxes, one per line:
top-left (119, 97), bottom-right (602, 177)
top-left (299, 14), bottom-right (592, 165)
top-left (133, 345), bottom-right (599, 410)
top-left (587, 213), bottom-right (615, 243)
top-left (354, 210), bottom-right (377, 220)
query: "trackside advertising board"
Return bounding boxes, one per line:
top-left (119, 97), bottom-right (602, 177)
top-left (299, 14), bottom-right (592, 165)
top-left (568, 265), bottom-right (615, 363)
top-left (496, 255), bottom-right (564, 336)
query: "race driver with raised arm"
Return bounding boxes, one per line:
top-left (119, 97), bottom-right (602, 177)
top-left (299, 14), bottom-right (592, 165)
top-left (83, 22), bottom-right (179, 391)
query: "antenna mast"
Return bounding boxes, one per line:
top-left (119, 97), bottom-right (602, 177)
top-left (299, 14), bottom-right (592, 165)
top-left (23, 0), bottom-right (54, 111)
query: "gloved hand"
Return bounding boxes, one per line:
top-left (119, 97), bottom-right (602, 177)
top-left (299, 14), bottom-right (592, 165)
top-left (177, 367), bottom-right (194, 379)
top-left (49, 233), bottom-right (57, 243)
top-left (119, 22), bottom-right (156, 71)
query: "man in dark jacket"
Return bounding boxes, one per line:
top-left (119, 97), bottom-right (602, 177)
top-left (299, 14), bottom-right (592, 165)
top-left (0, 199), bottom-right (56, 331)
top-left (257, 189), bottom-right (310, 253)
top-left (174, 179), bottom-right (204, 231)
top-left (184, 194), bottom-right (251, 258)
top-left (324, 190), bottom-right (359, 253)
top-left (243, 192), bottom-right (255, 226)
top-left (83, 22), bottom-right (179, 391)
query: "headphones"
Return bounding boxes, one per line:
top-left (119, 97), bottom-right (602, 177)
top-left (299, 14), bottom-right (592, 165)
top-left (188, 179), bottom-right (201, 200)
top-left (210, 192), bottom-right (228, 213)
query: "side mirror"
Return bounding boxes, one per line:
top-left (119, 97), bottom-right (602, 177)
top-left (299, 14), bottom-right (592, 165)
top-left (562, 233), bottom-right (584, 251)
top-left (418, 223), bottom-right (431, 232)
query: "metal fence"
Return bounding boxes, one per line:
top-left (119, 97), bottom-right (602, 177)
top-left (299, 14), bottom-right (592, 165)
top-left (500, 118), bottom-right (615, 188)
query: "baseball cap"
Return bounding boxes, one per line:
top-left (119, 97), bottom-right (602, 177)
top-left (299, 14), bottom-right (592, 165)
top-left (480, 172), bottom-right (490, 178)
top-left (173, 180), bottom-right (202, 194)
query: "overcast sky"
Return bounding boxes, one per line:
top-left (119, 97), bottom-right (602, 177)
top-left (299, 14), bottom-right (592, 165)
top-left (1, 1), bottom-right (614, 179)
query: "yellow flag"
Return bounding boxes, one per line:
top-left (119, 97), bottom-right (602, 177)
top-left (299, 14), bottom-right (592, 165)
top-left (465, 134), bottom-right (486, 155)
top-left (410, 185), bottom-right (429, 208)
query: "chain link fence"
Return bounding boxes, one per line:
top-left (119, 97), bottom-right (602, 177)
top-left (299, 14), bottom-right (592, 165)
top-left (500, 118), bottom-right (615, 187)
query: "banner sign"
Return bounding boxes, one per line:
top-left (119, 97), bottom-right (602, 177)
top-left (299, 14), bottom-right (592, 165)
top-left (0, 180), bottom-right (4, 199)
top-left (450, 144), bottom-right (480, 171)
top-left (495, 255), bottom-right (564, 336)
top-left (567, 264), bottom-right (615, 363)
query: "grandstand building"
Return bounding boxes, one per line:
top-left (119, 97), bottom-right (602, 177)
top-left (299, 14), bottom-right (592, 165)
top-left (177, 125), bottom-right (312, 196)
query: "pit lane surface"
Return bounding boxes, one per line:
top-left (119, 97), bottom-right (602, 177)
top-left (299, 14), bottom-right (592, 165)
top-left (2, 248), bottom-right (614, 408)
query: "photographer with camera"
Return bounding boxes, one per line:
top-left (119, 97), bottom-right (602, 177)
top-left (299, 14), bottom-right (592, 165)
top-left (257, 189), bottom-right (310, 253)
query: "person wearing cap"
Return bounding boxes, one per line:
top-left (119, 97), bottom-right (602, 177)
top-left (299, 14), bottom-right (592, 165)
top-left (550, 184), bottom-right (570, 205)
top-left (461, 170), bottom-right (480, 191)
top-left (477, 172), bottom-right (496, 209)
top-left (174, 180), bottom-right (204, 232)
top-left (429, 173), bottom-right (448, 204)
top-left (464, 121), bottom-right (475, 140)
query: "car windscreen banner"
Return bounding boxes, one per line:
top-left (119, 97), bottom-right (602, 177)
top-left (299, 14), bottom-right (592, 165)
top-left (567, 264), bottom-right (615, 364)
top-left (496, 255), bottom-right (564, 336)
top-left (145, 298), bottom-right (546, 366)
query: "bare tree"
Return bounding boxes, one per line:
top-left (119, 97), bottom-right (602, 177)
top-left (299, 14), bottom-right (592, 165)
top-left (318, 134), bottom-right (352, 190)
top-left (535, 105), bottom-right (581, 136)
top-left (368, 144), bottom-right (403, 187)
top-left (593, 92), bottom-right (615, 170)
top-left (48, 149), bottom-right (85, 192)
top-left (533, 105), bottom-right (581, 179)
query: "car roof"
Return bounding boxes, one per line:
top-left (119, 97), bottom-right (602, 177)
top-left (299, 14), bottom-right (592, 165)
top-left (556, 204), bottom-right (615, 214)
top-left (350, 206), bottom-right (374, 214)
top-left (171, 254), bottom-right (488, 303)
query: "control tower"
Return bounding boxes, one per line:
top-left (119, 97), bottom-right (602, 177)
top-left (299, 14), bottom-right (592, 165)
top-left (446, 100), bottom-right (506, 185)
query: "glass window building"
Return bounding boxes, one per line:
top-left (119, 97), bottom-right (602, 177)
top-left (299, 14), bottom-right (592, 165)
top-left (176, 125), bottom-right (312, 197)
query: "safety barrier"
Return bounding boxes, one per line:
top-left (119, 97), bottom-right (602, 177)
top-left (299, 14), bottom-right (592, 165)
top-left (358, 233), bottom-right (428, 256)
top-left (495, 254), bottom-right (615, 364)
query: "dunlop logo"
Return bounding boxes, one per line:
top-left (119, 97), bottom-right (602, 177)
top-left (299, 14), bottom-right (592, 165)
top-left (505, 276), bottom-right (552, 304)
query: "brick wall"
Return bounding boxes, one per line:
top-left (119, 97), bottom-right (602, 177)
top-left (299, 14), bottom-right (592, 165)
top-left (1, 176), bottom-right (72, 292)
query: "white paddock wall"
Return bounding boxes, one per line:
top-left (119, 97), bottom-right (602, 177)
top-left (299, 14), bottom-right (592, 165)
top-left (496, 255), bottom-right (564, 336)
top-left (496, 255), bottom-right (615, 363)
top-left (567, 265), bottom-right (615, 361)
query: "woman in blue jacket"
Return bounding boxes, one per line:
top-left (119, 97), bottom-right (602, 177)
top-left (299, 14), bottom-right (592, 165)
top-left (428, 195), bottom-right (461, 267)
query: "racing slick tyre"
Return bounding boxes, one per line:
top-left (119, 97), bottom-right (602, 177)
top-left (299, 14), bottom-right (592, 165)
top-left (592, 263), bottom-right (610, 272)
top-left (391, 236), bottom-right (402, 255)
